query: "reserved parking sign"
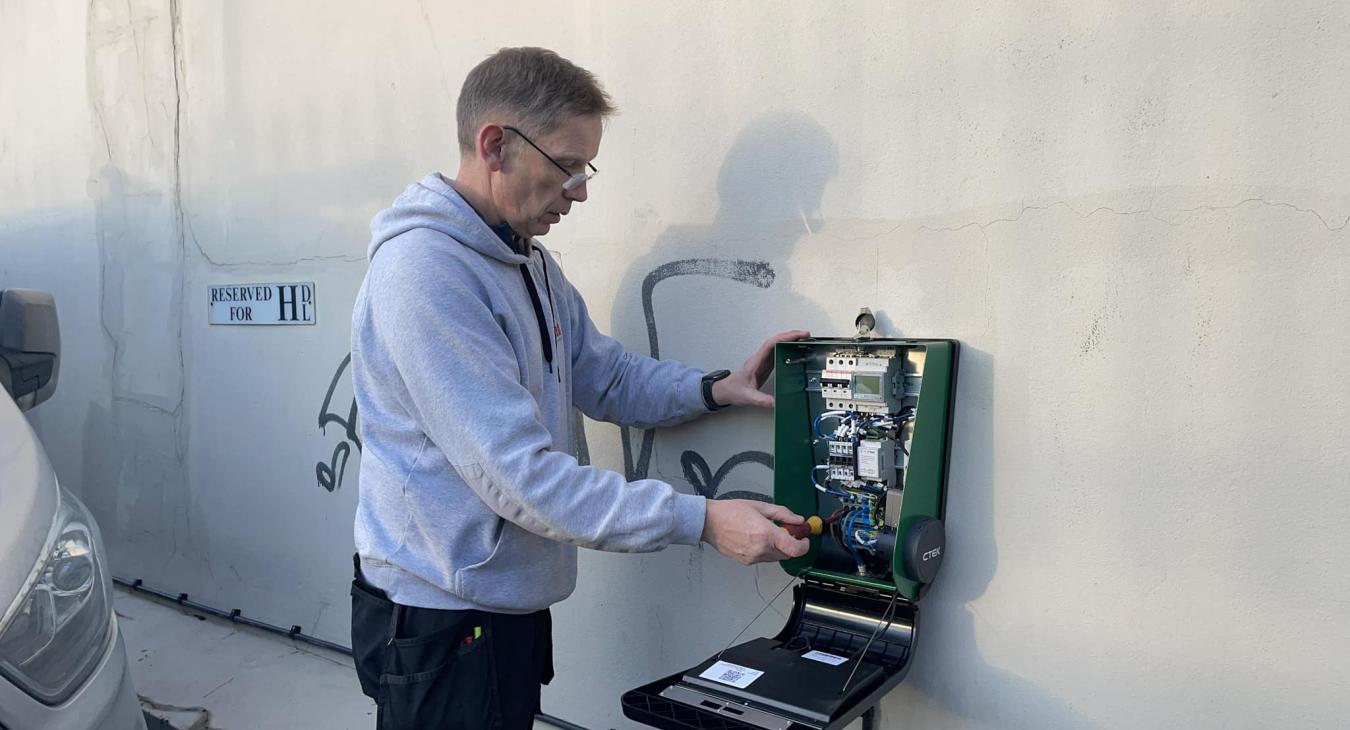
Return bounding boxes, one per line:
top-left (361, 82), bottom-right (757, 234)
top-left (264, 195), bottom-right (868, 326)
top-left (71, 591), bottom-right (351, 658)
top-left (208, 282), bottom-right (316, 325)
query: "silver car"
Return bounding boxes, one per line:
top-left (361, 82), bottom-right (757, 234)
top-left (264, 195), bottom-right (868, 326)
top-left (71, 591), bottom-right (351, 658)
top-left (0, 289), bottom-right (145, 730)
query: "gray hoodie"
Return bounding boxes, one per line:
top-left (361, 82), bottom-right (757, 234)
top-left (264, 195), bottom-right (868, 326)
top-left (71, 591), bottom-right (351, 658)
top-left (352, 173), bottom-right (709, 613)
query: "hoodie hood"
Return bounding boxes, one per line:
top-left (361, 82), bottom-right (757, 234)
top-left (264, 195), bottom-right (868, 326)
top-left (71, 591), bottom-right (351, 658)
top-left (368, 173), bottom-right (529, 265)
top-left (369, 172), bottom-right (561, 376)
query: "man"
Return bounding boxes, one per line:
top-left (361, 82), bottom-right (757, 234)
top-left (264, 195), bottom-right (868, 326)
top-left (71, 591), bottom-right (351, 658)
top-left (349, 47), bottom-right (811, 729)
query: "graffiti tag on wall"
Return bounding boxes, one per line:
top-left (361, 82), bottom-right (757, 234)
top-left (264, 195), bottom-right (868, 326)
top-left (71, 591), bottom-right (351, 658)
top-left (621, 258), bottom-right (777, 501)
top-left (316, 353), bottom-right (360, 492)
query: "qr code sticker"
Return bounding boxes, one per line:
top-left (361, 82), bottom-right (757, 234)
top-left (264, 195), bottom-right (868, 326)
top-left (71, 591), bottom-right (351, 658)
top-left (698, 660), bottom-right (764, 689)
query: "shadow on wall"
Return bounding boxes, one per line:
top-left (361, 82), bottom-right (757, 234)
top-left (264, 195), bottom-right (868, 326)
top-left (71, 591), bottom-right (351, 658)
top-left (317, 112), bottom-right (842, 498)
top-left (0, 175), bottom-right (208, 583)
top-left (891, 340), bottom-right (1094, 727)
top-left (1, 163), bottom-right (381, 589)
top-left (612, 110), bottom-right (838, 501)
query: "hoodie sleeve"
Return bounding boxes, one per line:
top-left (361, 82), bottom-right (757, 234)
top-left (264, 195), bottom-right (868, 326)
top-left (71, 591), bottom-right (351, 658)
top-left (366, 247), bottom-right (707, 551)
top-left (564, 278), bottom-right (711, 429)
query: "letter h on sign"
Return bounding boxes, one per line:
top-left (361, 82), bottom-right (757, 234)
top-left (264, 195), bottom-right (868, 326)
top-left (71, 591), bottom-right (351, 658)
top-left (277, 284), bottom-right (314, 322)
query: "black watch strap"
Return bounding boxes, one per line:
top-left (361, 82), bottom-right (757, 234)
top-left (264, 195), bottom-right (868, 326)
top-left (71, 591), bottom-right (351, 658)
top-left (701, 369), bottom-right (732, 411)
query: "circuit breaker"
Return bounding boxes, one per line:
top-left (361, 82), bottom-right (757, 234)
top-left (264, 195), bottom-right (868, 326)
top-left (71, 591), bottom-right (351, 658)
top-left (623, 337), bottom-right (958, 730)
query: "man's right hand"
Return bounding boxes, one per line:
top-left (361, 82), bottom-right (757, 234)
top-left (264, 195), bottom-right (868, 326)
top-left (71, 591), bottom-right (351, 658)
top-left (702, 500), bottom-right (811, 565)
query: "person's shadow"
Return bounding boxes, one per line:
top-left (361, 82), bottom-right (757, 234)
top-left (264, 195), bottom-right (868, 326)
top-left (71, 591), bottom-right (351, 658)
top-left (611, 110), bottom-right (839, 503)
top-left (554, 111), bottom-right (842, 728)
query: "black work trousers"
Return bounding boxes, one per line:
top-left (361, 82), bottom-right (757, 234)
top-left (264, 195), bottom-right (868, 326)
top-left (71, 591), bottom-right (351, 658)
top-left (350, 556), bottom-right (554, 730)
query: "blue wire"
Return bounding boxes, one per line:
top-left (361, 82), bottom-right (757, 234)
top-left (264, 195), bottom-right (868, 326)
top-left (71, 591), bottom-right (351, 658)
top-left (811, 467), bottom-right (848, 498)
top-left (843, 510), bottom-right (864, 564)
top-left (854, 503), bottom-right (878, 553)
top-left (813, 412), bottom-right (849, 438)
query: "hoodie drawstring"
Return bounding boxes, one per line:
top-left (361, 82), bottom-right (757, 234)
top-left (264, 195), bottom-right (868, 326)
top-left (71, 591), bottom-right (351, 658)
top-left (534, 247), bottom-right (563, 383)
top-left (533, 245), bottom-right (559, 335)
top-left (518, 262), bottom-right (554, 375)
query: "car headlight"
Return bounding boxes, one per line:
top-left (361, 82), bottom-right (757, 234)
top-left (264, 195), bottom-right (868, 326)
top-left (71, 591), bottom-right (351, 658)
top-left (0, 487), bottom-right (113, 704)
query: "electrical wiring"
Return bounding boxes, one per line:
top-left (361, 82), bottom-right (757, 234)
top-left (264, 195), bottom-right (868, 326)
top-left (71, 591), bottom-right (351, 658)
top-left (811, 465), bottom-right (848, 498)
top-left (811, 396), bottom-right (915, 577)
top-left (858, 502), bottom-right (879, 548)
top-left (827, 508), bottom-right (850, 555)
top-left (842, 510), bottom-right (863, 566)
top-left (812, 410), bottom-right (848, 438)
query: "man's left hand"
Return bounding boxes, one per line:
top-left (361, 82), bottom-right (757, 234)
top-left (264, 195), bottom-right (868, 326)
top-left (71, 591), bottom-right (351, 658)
top-left (711, 329), bottom-right (811, 409)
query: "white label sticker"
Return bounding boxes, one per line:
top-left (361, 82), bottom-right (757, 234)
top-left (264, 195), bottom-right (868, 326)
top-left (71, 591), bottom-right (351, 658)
top-left (801, 650), bottom-right (849, 666)
top-left (698, 661), bottom-right (764, 689)
top-left (857, 444), bottom-right (880, 478)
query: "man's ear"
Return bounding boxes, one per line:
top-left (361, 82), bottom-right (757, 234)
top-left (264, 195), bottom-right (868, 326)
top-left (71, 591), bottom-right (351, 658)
top-left (478, 124), bottom-right (508, 172)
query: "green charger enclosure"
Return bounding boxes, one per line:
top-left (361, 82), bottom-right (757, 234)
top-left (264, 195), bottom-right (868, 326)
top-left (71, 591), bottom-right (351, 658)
top-left (623, 337), bottom-right (959, 729)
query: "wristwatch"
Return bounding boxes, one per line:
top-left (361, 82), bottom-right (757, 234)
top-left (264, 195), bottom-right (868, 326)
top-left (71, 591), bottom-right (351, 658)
top-left (701, 369), bottom-right (732, 411)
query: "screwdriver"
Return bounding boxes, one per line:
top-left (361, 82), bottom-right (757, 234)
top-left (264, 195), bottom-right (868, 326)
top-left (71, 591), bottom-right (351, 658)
top-left (780, 515), bottom-right (824, 539)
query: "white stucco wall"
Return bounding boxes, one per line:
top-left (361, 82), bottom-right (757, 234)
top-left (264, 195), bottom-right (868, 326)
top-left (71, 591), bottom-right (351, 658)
top-left (3, 2), bottom-right (1348, 727)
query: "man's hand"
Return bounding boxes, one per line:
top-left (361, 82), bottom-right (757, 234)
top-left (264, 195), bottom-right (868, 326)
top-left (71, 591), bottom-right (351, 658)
top-left (702, 500), bottom-right (811, 565)
top-left (710, 329), bottom-right (811, 408)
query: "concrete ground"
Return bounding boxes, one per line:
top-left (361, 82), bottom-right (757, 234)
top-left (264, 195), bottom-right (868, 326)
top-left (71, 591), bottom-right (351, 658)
top-left (115, 587), bottom-right (555, 729)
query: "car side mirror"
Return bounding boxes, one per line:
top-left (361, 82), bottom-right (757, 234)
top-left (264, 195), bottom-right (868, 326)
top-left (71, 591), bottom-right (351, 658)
top-left (0, 288), bottom-right (61, 411)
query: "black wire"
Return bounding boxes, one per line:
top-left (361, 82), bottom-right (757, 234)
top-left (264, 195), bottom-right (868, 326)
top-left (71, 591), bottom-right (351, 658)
top-left (838, 587), bottom-right (900, 696)
top-left (715, 576), bottom-right (799, 661)
top-left (830, 510), bottom-right (848, 553)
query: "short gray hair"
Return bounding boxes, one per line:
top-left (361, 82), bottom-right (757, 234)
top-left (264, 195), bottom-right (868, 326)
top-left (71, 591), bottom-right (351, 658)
top-left (456, 47), bottom-right (615, 153)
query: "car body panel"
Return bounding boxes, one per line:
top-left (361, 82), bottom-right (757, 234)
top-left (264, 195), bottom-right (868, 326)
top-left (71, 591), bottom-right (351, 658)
top-left (0, 384), bottom-right (57, 631)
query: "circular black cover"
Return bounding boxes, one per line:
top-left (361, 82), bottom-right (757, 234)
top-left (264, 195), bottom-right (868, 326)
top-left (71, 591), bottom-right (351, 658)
top-left (902, 518), bottom-right (945, 584)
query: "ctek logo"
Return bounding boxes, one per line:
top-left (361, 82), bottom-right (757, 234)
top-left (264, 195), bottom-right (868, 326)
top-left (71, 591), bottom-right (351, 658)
top-left (922, 546), bottom-right (943, 561)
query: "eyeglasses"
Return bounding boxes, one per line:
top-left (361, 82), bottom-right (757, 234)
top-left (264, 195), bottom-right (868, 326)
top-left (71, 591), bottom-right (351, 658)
top-left (503, 126), bottom-right (598, 191)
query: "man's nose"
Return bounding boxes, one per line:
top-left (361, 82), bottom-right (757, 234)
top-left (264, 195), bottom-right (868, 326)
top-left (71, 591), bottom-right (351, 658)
top-left (564, 179), bottom-right (588, 203)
